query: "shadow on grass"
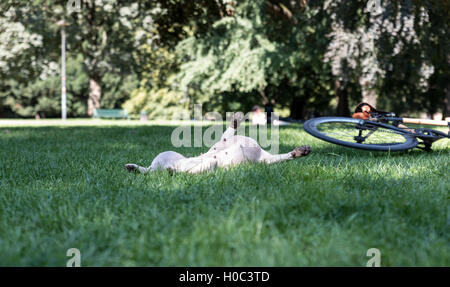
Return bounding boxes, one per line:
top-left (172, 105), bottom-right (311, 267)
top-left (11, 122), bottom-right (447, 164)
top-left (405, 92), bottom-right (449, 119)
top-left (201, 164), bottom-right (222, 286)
top-left (1, 124), bottom-right (448, 168)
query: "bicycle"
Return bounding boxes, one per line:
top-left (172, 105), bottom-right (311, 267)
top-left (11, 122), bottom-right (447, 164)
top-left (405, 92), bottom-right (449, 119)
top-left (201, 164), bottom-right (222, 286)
top-left (303, 112), bottom-right (449, 152)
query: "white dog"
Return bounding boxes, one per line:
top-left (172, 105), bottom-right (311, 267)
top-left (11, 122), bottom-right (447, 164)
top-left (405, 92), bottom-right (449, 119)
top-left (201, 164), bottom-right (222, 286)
top-left (125, 113), bottom-right (311, 174)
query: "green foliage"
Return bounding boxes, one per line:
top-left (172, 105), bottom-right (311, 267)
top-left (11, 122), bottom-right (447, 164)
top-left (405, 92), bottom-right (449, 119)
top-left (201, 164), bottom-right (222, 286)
top-left (123, 41), bottom-right (189, 119)
top-left (0, 0), bottom-right (448, 118)
top-left (173, 0), bottom-right (448, 118)
top-left (0, 0), bottom-right (148, 117)
top-left (174, 1), bottom-right (333, 118)
top-left (375, 1), bottom-right (449, 116)
top-left (0, 54), bottom-right (88, 117)
top-left (101, 73), bottom-right (138, 109)
top-left (123, 85), bottom-right (188, 120)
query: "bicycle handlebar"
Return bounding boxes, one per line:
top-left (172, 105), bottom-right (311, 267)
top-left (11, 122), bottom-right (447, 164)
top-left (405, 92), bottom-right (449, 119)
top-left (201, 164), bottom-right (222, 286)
top-left (371, 113), bottom-right (449, 127)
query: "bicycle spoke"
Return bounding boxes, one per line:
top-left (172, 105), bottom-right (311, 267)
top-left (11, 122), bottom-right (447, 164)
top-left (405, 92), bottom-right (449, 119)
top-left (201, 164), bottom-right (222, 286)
top-left (304, 117), bottom-right (418, 152)
top-left (317, 123), bottom-right (407, 145)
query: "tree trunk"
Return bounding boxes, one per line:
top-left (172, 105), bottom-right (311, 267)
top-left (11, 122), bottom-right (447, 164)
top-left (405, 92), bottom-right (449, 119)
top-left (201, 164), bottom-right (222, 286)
top-left (336, 80), bottom-right (349, 116)
top-left (260, 87), bottom-right (269, 105)
top-left (444, 82), bottom-right (450, 120)
top-left (289, 97), bottom-right (306, 120)
top-left (88, 76), bottom-right (101, 116)
top-left (362, 88), bottom-right (377, 107)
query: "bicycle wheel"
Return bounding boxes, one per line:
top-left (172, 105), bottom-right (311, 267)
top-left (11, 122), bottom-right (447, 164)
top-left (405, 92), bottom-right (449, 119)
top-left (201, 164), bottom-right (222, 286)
top-left (304, 117), bottom-right (418, 151)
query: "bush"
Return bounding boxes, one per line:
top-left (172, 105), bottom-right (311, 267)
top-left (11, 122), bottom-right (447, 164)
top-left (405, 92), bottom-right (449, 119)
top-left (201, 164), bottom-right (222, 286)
top-left (123, 85), bottom-right (189, 120)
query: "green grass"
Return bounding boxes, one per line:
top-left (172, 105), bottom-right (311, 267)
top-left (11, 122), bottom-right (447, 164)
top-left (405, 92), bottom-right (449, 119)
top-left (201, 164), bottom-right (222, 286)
top-left (0, 120), bottom-right (448, 266)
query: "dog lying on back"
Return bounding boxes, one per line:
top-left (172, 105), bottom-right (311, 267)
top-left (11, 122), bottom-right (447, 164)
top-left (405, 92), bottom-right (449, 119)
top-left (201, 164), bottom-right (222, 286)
top-left (125, 112), bottom-right (311, 174)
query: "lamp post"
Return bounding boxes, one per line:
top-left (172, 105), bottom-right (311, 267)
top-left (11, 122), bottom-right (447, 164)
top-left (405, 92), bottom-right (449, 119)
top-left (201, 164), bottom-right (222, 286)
top-left (57, 20), bottom-right (69, 121)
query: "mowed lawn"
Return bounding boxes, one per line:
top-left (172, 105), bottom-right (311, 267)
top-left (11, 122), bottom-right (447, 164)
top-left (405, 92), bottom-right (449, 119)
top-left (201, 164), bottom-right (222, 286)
top-left (0, 120), bottom-right (448, 266)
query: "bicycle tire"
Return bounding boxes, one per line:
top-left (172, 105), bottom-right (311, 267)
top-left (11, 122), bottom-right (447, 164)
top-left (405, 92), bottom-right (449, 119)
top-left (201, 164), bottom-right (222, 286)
top-left (304, 117), bottom-right (418, 151)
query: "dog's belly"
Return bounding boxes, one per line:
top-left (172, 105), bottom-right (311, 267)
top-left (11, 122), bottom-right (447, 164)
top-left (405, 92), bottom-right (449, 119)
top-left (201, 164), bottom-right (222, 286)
top-left (208, 135), bottom-right (260, 151)
top-left (150, 151), bottom-right (186, 170)
top-left (208, 136), bottom-right (262, 166)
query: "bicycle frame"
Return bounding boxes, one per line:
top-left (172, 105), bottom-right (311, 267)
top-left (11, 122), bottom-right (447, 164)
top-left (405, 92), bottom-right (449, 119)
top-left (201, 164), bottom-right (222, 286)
top-left (368, 114), bottom-right (449, 151)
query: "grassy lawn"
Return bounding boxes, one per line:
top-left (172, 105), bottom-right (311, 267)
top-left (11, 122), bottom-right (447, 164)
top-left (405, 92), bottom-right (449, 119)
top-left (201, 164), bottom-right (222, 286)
top-left (0, 120), bottom-right (448, 266)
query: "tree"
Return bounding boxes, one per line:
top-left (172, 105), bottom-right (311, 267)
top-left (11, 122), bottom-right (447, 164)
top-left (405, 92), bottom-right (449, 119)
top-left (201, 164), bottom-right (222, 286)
top-left (123, 40), bottom-right (189, 119)
top-left (143, 0), bottom-right (450, 119)
top-left (324, 0), bottom-right (449, 118)
top-left (174, 0), bottom-right (333, 119)
top-left (65, 0), bottom-right (148, 115)
top-left (1, 54), bottom-right (89, 117)
top-left (0, 0), bottom-right (149, 116)
top-left (0, 3), bottom-right (60, 117)
top-left (1, 0), bottom-right (448, 119)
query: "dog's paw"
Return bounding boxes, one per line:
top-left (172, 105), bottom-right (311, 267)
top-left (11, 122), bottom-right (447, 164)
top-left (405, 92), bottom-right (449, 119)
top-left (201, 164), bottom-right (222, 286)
top-left (230, 112), bottom-right (245, 129)
top-left (291, 145), bottom-right (312, 158)
top-left (125, 163), bottom-right (138, 173)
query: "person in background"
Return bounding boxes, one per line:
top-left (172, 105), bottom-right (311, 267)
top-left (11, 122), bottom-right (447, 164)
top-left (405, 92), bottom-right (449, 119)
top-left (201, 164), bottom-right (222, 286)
top-left (251, 106), bottom-right (266, 125)
top-left (264, 102), bottom-right (274, 124)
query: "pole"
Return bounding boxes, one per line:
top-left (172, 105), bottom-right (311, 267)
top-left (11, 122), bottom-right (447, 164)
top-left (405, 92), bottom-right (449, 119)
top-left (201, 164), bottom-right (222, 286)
top-left (61, 23), bottom-right (67, 121)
